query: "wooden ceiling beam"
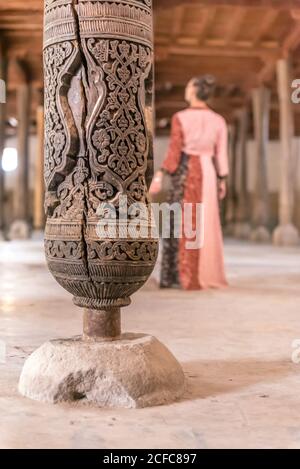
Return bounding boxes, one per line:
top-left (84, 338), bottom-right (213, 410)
top-left (0, 1), bottom-right (42, 11)
top-left (155, 0), bottom-right (300, 10)
top-left (282, 21), bottom-right (300, 55)
top-left (198, 8), bottom-right (217, 45)
top-left (171, 6), bottom-right (185, 41)
top-left (2, 0), bottom-right (300, 10)
top-left (257, 19), bottom-right (300, 85)
top-left (156, 96), bottom-right (245, 110)
top-left (0, 25), bottom-right (42, 31)
top-left (252, 10), bottom-right (279, 46)
top-left (2, 31), bottom-right (42, 38)
top-left (156, 44), bottom-right (279, 59)
top-left (224, 7), bottom-right (247, 45)
top-left (156, 97), bottom-right (300, 114)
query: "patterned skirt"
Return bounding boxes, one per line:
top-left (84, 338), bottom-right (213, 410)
top-left (160, 153), bottom-right (203, 290)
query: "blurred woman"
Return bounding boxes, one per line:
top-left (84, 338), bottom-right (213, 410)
top-left (150, 75), bottom-right (229, 290)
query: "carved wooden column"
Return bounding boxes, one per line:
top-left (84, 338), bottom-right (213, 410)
top-left (250, 86), bottom-right (271, 242)
top-left (0, 39), bottom-right (6, 238)
top-left (233, 108), bottom-right (251, 239)
top-left (273, 58), bottom-right (299, 246)
top-left (33, 105), bottom-right (45, 231)
top-left (9, 66), bottom-right (31, 240)
top-left (19, 0), bottom-right (184, 408)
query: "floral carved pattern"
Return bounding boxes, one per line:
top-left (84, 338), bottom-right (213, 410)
top-left (44, 41), bottom-right (74, 189)
top-left (45, 240), bottom-right (84, 261)
top-left (88, 240), bottom-right (158, 262)
top-left (86, 39), bottom-right (151, 183)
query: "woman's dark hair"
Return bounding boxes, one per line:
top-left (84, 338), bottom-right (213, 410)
top-left (192, 75), bottom-right (216, 101)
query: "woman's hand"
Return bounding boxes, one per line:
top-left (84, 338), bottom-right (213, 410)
top-left (150, 170), bottom-right (163, 195)
top-left (218, 179), bottom-right (227, 200)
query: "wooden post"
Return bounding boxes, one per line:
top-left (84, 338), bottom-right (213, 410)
top-left (43, 0), bottom-right (158, 331)
top-left (233, 108), bottom-right (251, 239)
top-left (33, 105), bottom-right (45, 230)
top-left (83, 308), bottom-right (121, 342)
top-left (250, 86), bottom-right (271, 242)
top-left (9, 69), bottom-right (31, 240)
top-left (224, 123), bottom-right (237, 236)
top-left (273, 58), bottom-right (299, 246)
top-left (16, 84), bottom-right (30, 221)
top-left (0, 39), bottom-right (6, 238)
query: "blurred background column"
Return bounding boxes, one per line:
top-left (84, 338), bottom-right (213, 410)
top-left (250, 86), bottom-right (271, 243)
top-left (233, 108), bottom-right (251, 239)
top-left (0, 39), bottom-right (6, 239)
top-left (273, 58), bottom-right (299, 246)
top-left (33, 104), bottom-right (44, 232)
top-left (8, 60), bottom-right (31, 240)
top-left (224, 123), bottom-right (237, 236)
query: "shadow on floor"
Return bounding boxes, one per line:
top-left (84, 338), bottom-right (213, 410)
top-left (181, 358), bottom-right (297, 401)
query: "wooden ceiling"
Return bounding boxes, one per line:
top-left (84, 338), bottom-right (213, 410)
top-left (1, 0), bottom-right (300, 137)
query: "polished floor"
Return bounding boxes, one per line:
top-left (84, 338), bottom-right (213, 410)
top-left (0, 238), bottom-right (300, 449)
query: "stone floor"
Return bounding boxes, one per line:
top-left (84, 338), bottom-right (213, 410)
top-left (0, 237), bottom-right (300, 449)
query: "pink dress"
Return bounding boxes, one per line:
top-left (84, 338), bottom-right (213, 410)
top-left (161, 108), bottom-right (229, 290)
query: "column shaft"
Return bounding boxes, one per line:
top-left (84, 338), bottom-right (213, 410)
top-left (33, 105), bottom-right (45, 230)
top-left (273, 59), bottom-right (299, 245)
top-left (9, 80), bottom-right (31, 240)
top-left (225, 123), bottom-right (237, 235)
top-left (251, 86), bottom-right (271, 242)
top-left (43, 0), bottom-right (158, 316)
top-left (15, 83), bottom-right (30, 221)
top-left (83, 308), bottom-right (121, 342)
top-left (0, 40), bottom-right (6, 234)
top-left (234, 108), bottom-right (251, 239)
top-left (278, 59), bottom-right (294, 225)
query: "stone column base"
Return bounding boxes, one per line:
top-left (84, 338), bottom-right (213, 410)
top-left (273, 224), bottom-right (300, 247)
top-left (250, 226), bottom-right (271, 243)
top-left (19, 334), bottom-right (185, 408)
top-left (8, 220), bottom-right (30, 240)
top-left (233, 222), bottom-right (251, 240)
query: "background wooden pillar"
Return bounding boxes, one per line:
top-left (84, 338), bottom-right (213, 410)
top-left (33, 105), bottom-right (44, 231)
top-left (0, 39), bottom-right (6, 238)
top-left (8, 62), bottom-right (31, 240)
top-left (250, 86), bottom-right (271, 243)
top-left (273, 58), bottom-right (299, 246)
top-left (233, 108), bottom-right (251, 239)
top-left (16, 83), bottom-right (30, 221)
top-left (224, 123), bottom-right (237, 236)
